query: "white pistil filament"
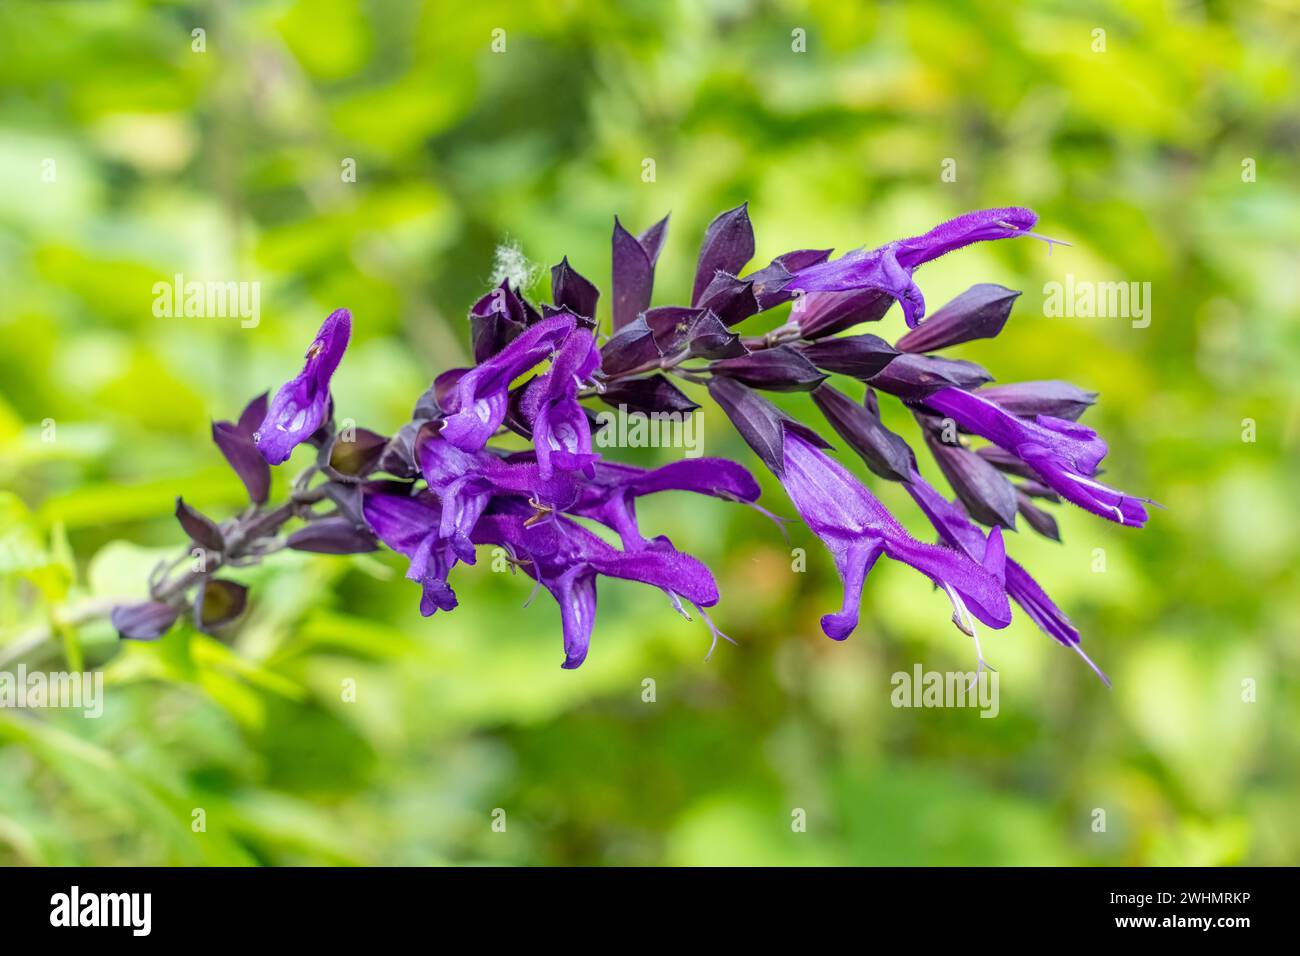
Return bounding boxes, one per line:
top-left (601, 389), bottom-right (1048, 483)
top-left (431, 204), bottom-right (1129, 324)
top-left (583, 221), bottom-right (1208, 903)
top-left (942, 581), bottom-right (994, 689)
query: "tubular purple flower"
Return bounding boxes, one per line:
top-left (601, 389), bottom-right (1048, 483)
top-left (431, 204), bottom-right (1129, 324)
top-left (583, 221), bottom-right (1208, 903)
top-left (361, 486), bottom-right (459, 616)
top-left (785, 208), bottom-right (1043, 328)
top-left (531, 326), bottom-right (601, 479)
top-left (415, 427), bottom-right (583, 563)
top-left (440, 313), bottom-right (577, 452)
top-left (774, 423), bottom-right (1011, 641)
top-left (893, 207), bottom-right (1040, 268)
top-left (903, 468), bottom-right (1108, 685)
top-left (471, 509), bottom-right (722, 669)
top-left (132, 202), bottom-right (1150, 688)
top-left (920, 387), bottom-right (1152, 526)
top-left (254, 308), bottom-right (351, 465)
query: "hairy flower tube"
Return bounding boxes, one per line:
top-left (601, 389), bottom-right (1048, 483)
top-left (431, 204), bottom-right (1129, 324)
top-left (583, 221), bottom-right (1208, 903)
top-left (114, 205), bottom-right (1155, 683)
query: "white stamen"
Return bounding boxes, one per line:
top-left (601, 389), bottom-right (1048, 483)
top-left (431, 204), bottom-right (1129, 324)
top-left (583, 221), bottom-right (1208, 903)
top-left (942, 582), bottom-right (995, 687)
top-left (1071, 643), bottom-right (1112, 688)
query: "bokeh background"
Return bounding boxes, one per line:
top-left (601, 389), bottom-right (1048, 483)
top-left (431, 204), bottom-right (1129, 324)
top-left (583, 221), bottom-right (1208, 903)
top-left (2, 0), bottom-right (1298, 866)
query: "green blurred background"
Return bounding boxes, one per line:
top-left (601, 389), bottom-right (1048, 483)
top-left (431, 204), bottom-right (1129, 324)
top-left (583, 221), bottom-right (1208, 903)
top-left (2, 0), bottom-right (1298, 866)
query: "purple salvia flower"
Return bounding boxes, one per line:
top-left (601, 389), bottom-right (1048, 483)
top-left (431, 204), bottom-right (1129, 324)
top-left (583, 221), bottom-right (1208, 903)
top-left (786, 208), bottom-right (1042, 328)
top-left (416, 430), bottom-right (582, 563)
top-left (361, 485), bottom-right (459, 616)
top-left (254, 308), bottom-right (351, 465)
top-left (471, 507), bottom-right (723, 669)
top-left (920, 387), bottom-right (1152, 526)
top-left (764, 420), bottom-right (1011, 641)
top-left (531, 326), bottom-right (601, 479)
top-left (440, 313), bottom-right (577, 452)
top-left (903, 468), bottom-right (1108, 685)
top-left (131, 202), bottom-right (1150, 687)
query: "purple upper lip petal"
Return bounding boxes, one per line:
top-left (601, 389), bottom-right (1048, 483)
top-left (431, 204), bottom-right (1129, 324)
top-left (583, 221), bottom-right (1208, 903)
top-left (783, 207), bottom-right (1049, 328)
top-left (254, 308), bottom-right (351, 465)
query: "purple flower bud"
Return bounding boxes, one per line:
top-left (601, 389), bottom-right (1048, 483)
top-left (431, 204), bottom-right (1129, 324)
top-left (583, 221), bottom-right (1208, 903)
top-left (469, 282), bottom-right (527, 363)
top-left (112, 601), bottom-right (181, 641)
top-left (796, 289), bottom-right (894, 340)
top-left (710, 345), bottom-right (827, 392)
top-left (254, 308), bottom-right (351, 465)
top-left (810, 383), bottom-right (915, 482)
top-left (550, 256), bottom-right (599, 319)
top-left (868, 352), bottom-right (993, 400)
top-left (692, 203), bottom-right (755, 306)
top-left (600, 315), bottom-right (661, 376)
top-left (641, 306), bottom-right (702, 354)
top-left (895, 284), bottom-right (1021, 353)
top-left (175, 497), bottom-right (224, 552)
top-left (975, 380), bottom-right (1099, 421)
top-left (706, 376), bottom-right (830, 476)
top-left (611, 215), bottom-right (669, 331)
top-left (684, 311), bottom-right (746, 359)
top-left (920, 425), bottom-right (1020, 529)
top-left (787, 208), bottom-right (1041, 328)
top-left (696, 272), bottom-right (760, 326)
top-left (798, 333), bottom-right (900, 380)
top-left (288, 517), bottom-right (380, 554)
top-left (1017, 490), bottom-right (1061, 542)
top-left (598, 375), bottom-right (699, 416)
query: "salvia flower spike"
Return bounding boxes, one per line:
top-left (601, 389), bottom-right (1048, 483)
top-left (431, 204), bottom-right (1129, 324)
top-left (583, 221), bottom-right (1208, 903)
top-left (116, 205), bottom-right (1152, 686)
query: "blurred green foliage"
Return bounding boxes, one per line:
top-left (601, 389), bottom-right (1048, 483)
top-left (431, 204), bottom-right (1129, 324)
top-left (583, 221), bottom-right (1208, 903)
top-left (1, 0), bottom-right (1298, 866)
